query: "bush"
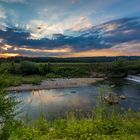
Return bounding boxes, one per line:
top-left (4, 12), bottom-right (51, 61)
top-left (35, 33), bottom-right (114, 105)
top-left (18, 61), bottom-right (39, 75)
top-left (0, 90), bottom-right (19, 139)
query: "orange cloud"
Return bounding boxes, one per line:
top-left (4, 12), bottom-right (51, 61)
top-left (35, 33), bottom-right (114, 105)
top-left (58, 41), bottom-right (140, 58)
top-left (1, 41), bottom-right (140, 58)
top-left (59, 49), bottom-right (125, 58)
top-left (14, 46), bottom-right (72, 53)
top-left (0, 53), bottom-right (20, 58)
top-left (1, 44), bottom-right (13, 50)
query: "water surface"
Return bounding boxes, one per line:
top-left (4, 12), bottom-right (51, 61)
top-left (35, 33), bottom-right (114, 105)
top-left (10, 79), bottom-right (140, 120)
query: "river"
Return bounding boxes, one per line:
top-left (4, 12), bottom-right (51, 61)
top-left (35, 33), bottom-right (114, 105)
top-left (9, 79), bottom-right (140, 120)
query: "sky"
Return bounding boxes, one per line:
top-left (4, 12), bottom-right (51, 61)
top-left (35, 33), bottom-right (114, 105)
top-left (0, 0), bottom-right (140, 57)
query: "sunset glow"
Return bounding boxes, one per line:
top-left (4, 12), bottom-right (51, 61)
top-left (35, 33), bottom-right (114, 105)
top-left (0, 53), bottom-right (20, 58)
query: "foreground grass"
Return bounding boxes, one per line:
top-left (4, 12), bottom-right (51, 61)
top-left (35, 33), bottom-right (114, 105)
top-left (7, 110), bottom-right (140, 140)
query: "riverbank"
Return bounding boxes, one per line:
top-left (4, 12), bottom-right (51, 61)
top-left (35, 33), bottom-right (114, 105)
top-left (7, 78), bottom-right (103, 91)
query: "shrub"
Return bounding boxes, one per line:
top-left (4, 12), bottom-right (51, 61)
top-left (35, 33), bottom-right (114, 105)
top-left (19, 61), bottom-right (39, 75)
top-left (0, 90), bottom-right (19, 139)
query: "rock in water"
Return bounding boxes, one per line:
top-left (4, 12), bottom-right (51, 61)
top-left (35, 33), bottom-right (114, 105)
top-left (119, 95), bottom-right (126, 100)
top-left (71, 91), bottom-right (76, 93)
top-left (104, 94), bottom-right (119, 105)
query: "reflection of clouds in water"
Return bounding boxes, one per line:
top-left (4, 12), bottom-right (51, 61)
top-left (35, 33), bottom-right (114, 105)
top-left (30, 90), bottom-right (65, 106)
top-left (10, 83), bottom-right (140, 120)
top-left (67, 96), bottom-right (91, 108)
top-left (23, 89), bottom-right (91, 109)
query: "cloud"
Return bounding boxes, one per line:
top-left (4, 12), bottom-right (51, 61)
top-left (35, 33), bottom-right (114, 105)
top-left (14, 45), bottom-right (72, 53)
top-left (0, 42), bottom-right (73, 57)
top-left (59, 41), bottom-right (140, 57)
top-left (69, 16), bottom-right (92, 31)
top-left (0, 53), bottom-right (19, 57)
top-left (0, 43), bottom-right (19, 57)
top-left (0, 22), bottom-right (7, 31)
top-left (0, 7), bottom-right (6, 20)
top-left (1, 44), bottom-right (13, 50)
top-left (58, 49), bottom-right (124, 57)
top-left (27, 20), bottom-right (64, 39)
top-left (0, 17), bottom-right (140, 57)
top-left (111, 41), bottom-right (140, 56)
top-left (0, 0), bottom-right (27, 4)
top-left (0, 6), bottom-right (7, 31)
top-left (103, 23), bottom-right (120, 32)
top-left (27, 16), bottom-right (92, 39)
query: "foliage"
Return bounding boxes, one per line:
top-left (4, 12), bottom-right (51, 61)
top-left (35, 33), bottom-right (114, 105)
top-left (7, 108), bottom-right (140, 140)
top-left (0, 60), bottom-right (140, 87)
top-left (0, 90), bottom-right (19, 140)
top-left (0, 90), bottom-right (18, 123)
top-left (0, 60), bottom-right (139, 88)
top-left (0, 74), bottom-right (42, 88)
top-left (18, 61), bottom-right (39, 75)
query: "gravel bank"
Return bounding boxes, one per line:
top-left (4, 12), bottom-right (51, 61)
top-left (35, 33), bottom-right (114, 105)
top-left (7, 78), bottom-right (103, 92)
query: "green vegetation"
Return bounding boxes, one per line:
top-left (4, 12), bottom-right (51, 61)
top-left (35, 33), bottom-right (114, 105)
top-left (0, 89), bottom-right (19, 140)
top-left (0, 87), bottom-right (140, 140)
top-left (0, 59), bottom-right (140, 139)
top-left (4, 110), bottom-right (140, 140)
top-left (0, 74), bottom-right (42, 87)
top-left (0, 60), bottom-right (140, 87)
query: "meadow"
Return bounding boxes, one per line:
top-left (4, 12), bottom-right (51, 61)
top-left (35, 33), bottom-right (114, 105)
top-left (0, 59), bottom-right (140, 87)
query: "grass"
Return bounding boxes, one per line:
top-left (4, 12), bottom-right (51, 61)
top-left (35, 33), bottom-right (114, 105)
top-left (0, 74), bottom-right (43, 87)
top-left (7, 109), bottom-right (140, 140)
top-left (0, 60), bottom-right (140, 88)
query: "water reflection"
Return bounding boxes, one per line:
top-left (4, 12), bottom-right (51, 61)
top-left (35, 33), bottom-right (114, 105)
top-left (11, 80), bottom-right (140, 120)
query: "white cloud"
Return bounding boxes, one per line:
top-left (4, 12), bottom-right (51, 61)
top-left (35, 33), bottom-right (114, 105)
top-left (0, 6), bottom-right (7, 20)
top-left (26, 20), bottom-right (64, 39)
top-left (27, 16), bottom-right (93, 39)
top-left (0, 6), bottom-right (7, 31)
top-left (0, 22), bottom-right (7, 31)
top-left (0, 38), bottom-right (4, 43)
